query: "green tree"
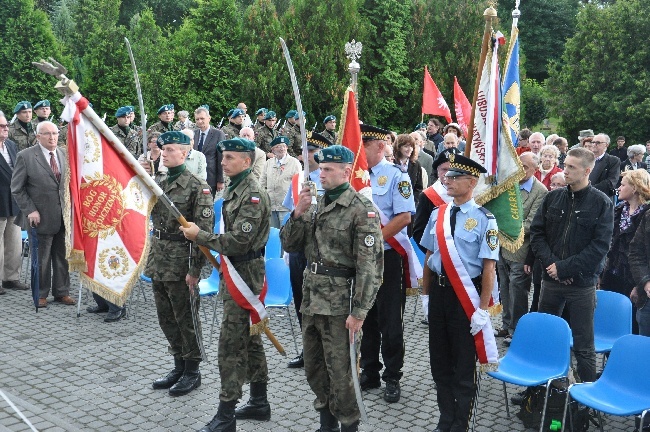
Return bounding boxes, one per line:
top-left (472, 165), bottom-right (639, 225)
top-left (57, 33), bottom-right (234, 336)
top-left (51, 0), bottom-right (75, 50)
top-left (548, 0), bottom-right (650, 142)
top-left (118, 0), bottom-right (196, 29)
top-left (520, 79), bottom-right (549, 129)
top-left (0, 0), bottom-right (66, 113)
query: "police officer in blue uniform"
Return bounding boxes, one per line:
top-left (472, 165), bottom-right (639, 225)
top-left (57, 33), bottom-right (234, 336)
top-left (281, 132), bottom-right (330, 368)
top-left (419, 153), bottom-right (499, 432)
top-left (359, 124), bottom-right (415, 403)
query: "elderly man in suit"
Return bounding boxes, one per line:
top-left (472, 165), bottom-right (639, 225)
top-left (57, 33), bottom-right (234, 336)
top-left (194, 106), bottom-right (225, 198)
top-left (0, 112), bottom-right (28, 295)
top-left (589, 133), bottom-right (621, 200)
top-left (11, 121), bottom-right (74, 308)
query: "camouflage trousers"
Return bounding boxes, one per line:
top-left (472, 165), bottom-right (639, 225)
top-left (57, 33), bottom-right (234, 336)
top-left (218, 297), bottom-right (268, 402)
top-left (152, 280), bottom-right (202, 361)
top-left (303, 314), bottom-right (360, 425)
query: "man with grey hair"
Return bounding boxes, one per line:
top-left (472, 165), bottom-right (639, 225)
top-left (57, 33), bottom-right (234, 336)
top-left (531, 147), bottom-right (614, 383)
top-left (175, 110), bottom-right (195, 131)
top-left (528, 132), bottom-right (545, 155)
top-left (589, 133), bottom-right (620, 198)
top-left (194, 106), bottom-right (225, 197)
top-left (618, 144), bottom-right (647, 187)
top-left (0, 111), bottom-right (28, 294)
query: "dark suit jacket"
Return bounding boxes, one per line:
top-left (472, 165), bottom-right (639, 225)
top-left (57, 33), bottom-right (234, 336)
top-left (11, 145), bottom-right (68, 235)
top-left (406, 160), bottom-right (424, 206)
top-left (194, 126), bottom-right (225, 193)
top-left (0, 139), bottom-right (20, 217)
top-left (589, 153), bottom-right (620, 197)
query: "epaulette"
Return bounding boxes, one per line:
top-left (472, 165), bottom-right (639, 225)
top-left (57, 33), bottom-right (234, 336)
top-left (392, 163), bottom-right (407, 173)
top-left (479, 206), bottom-right (495, 219)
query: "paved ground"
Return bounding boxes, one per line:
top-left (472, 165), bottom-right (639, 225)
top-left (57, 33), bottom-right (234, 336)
top-left (0, 267), bottom-right (636, 432)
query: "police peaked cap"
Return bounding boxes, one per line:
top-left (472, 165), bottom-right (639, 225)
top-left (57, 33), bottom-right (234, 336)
top-left (445, 153), bottom-right (487, 178)
top-left (432, 148), bottom-right (460, 171)
top-left (307, 132), bottom-right (333, 149)
top-left (360, 124), bottom-right (390, 141)
top-left (157, 131), bottom-right (191, 148)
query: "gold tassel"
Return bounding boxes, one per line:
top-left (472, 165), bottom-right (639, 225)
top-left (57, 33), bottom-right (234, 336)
top-left (405, 287), bottom-right (420, 296)
top-left (498, 224), bottom-right (525, 253)
top-left (480, 362), bottom-right (500, 373)
top-left (249, 317), bottom-right (270, 336)
top-left (488, 303), bottom-right (503, 317)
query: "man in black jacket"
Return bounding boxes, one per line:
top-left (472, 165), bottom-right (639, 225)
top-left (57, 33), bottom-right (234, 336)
top-left (589, 133), bottom-right (620, 199)
top-left (530, 147), bottom-right (614, 383)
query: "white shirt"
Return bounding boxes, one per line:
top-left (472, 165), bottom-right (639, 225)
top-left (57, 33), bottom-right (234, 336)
top-left (0, 141), bottom-right (12, 167)
top-left (39, 143), bottom-right (60, 172)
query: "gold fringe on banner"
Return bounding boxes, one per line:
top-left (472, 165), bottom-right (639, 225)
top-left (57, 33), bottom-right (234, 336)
top-left (498, 224), bottom-right (525, 254)
top-left (336, 87), bottom-right (352, 145)
top-left (405, 287), bottom-right (420, 297)
top-left (480, 362), bottom-right (499, 373)
top-left (250, 317), bottom-right (270, 336)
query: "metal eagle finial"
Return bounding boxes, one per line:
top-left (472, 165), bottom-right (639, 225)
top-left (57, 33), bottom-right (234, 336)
top-left (32, 57), bottom-right (78, 95)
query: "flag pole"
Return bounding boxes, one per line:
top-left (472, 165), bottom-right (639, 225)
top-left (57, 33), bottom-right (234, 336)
top-left (464, 6), bottom-right (497, 157)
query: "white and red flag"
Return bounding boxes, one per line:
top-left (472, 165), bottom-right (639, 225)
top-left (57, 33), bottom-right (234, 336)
top-left (63, 93), bottom-right (155, 306)
top-left (453, 76), bottom-right (472, 139)
top-left (422, 66), bottom-right (452, 123)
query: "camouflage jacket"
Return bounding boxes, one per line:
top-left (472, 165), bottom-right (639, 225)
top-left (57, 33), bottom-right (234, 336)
top-left (221, 123), bottom-right (242, 140)
top-left (255, 125), bottom-right (277, 154)
top-left (145, 168), bottom-right (214, 281)
top-left (147, 121), bottom-right (178, 134)
top-left (284, 123), bottom-right (302, 157)
top-left (57, 124), bottom-right (68, 148)
top-left (8, 121), bottom-right (36, 152)
top-left (320, 129), bottom-right (337, 145)
top-left (280, 186), bottom-right (383, 319)
top-left (174, 120), bottom-right (195, 131)
top-left (110, 124), bottom-right (142, 158)
top-left (195, 172), bottom-right (271, 297)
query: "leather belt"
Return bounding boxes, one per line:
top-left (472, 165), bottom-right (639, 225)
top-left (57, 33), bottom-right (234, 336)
top-left (433, 272), bottom-right (482, 288)
top-left (229, 248), bottom-right (265, 264)
top-left (310, 262), bottom-right (355, 278)
top-left (154, 229), bottom-right (188, 242)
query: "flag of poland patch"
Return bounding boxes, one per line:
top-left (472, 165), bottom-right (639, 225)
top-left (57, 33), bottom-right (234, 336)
top-left (251, 196), bottom-right (260, 204)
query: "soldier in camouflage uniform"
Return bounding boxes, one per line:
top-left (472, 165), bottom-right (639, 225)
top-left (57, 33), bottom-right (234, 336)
top-left (283, 111), bottom-right (303, 158)
top-left (8, 101), bottom-right (36, 152)
top-left (255, 110), bottom-right (277, 156)
top-left (148, 104), bottom-right (178, 134)
top-left (31, 100), bottom-right (52, 130)
top-left (281, 145), bottom-right (384, 432)
top-left (110, 106), bottom-right (142, 158)
top-left (320, 115), bottom-right (337, 144)
top-left (146, 131), bottom-right (214, 398)
top-left (220, 108), bottom-right (245, 140)
top-left (180, 137), bottom-right (271, 432)
top-left (253, 108), bottom-right (267, 135)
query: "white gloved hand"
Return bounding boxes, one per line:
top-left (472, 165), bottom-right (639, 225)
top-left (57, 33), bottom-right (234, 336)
top-left (470, 308), bottom-right (490, 336)
top-left (283, 251), bottom-right (290, 266)
top-left (420, 295), bottom-right (429, 320)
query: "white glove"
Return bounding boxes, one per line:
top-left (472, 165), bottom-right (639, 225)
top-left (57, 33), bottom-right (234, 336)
top-left (283, 251), bottom-right (290, 266)
top-left (470, 308), bottom-right (490, 336)
top-left (420, 295), bottom-right (429, 320)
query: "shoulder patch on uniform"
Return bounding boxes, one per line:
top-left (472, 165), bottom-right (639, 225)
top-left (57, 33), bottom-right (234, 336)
top-left (478, 207), bottom-right (495, 219)
top-left (364, 234), bottom-right (375, 247)
top-left (242, 222), bottom-right (253, 233)
top-left (202, 207), bottom-right (213, 218)
top-left (486, 229), bottom-right (499, 250)
top-left (367, 211), bottom-right (376, 218)
top-left (251, 196), bottom-right (260, 204)
top-left (398, 181), bottom-right (412, 199)
top-left (202, 188), bottom-right (211, 194)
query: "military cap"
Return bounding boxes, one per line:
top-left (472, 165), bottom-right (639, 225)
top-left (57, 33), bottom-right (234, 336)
top-left (200, 104), bottom-right (210, 111)
top-left (13, 101), bottom-right (32, 114)
top-left (360, 124), bottom-right (390, 141)
top-left (314, 145), bottom-right (354, 164)
top-left (445, 153), bottom-right (487, 178)
top-left (157, 131), bottom-right (191, 148)
top-left (231, 108), bottom-right (245, 118)
top-left (33, 100), bottom-right (51, 109)
top-left (270, 136), bottom-right (290, 148)
top-left (293, 110), bottom-right (306, 120)
top-left (264, 111), bottom-right (277, 120)
top-left (307, 131), bottom-right (332, 149)
top-left (126, 105), bottom-right (135, 112)
top-left (255, 108), bottom-right (268, 116)
top-left (323, 115), bottom-right (336, 124)
top-left (579, 129), bottom-right (594, 139)
top-left (226, 108), bottom-right (234, 118)
top-left (285, 110), bottom-right (297, 119)
top-left (432, 148), bottom-right (460, 171)
top-left (157, 104), bottom-right (174, 114)
top-left (414, 122), bottom-right (427, 131)
top-left (115, 106), bottom-right (130, 118)
top-left (217, 137), bottom-right (256, 153)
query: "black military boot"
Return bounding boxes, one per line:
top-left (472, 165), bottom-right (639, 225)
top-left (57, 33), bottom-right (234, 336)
top-left (316, 409), bottom-right (340, 432)
top-left (152, 356), bottom-right (184, 389)
top-left (169, 359), bottom-right (201, 396)
top-left (198, 401), bottom-right (236, 432)
top-left (234, 382), bottom-right (271, 420)
top-left (340, 420), bottom-right (359, 432)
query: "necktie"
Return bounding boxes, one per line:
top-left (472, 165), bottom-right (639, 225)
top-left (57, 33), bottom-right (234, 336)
top-left (198, 133), bottom-right (205, 152)
top-left (450, 205), bottom-right (460, 237)
top-left (50, 152), bottom-right (60, 182)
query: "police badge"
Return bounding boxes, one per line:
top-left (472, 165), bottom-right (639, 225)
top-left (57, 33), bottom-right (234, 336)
top-left (486, 229), bottom-right (499, 251)
top-left (398, 181), bottom-right (412, 199)
top-left (378, 175), bottom-right (388, 186)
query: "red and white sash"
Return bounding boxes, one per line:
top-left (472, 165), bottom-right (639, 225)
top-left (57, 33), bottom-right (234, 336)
top-left (435, 203), bottom-right (498, 370)
top-left (422, 181), bottom-right (450, 208)
top-left (221, 256), bottom-right (269, 335)
top-left (377, 208), bottom-right (423, 291)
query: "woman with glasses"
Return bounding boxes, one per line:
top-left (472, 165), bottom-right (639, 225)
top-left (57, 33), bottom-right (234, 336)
top-left (535, 144), bottom-right (563, 190)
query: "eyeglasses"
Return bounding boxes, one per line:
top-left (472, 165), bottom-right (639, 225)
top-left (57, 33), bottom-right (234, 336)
top-left (39, 132), bottom-right (59, 136)
top-left (446, 175), bottom-right (471, 182)
top-left (591, 141), bottom-right (607, 145)
top-left (0, 124), bottom-right (8, 129)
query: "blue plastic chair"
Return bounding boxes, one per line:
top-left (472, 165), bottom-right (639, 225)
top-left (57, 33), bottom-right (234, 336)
top-left (485, 312), bottom-right (572, 432)
top-left (198, 263), bottom-right (221, 346)
top-left (213, 198), bottom-right (224, 233)
top-left (566, 334), bottom-right (650, 432)
top-left (265, 227), bottom-right (282, 259)
top-left (592, 290), bottom-right (632, 353)
top-left (264, 258), bottom-right (299, 354)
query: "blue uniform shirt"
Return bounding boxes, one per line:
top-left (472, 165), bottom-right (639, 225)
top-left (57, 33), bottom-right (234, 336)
top-left (369, 158), bottom-right (416, 250)
top-left (282, 169), bottom-right (323, 211)
top-left (419, 198), bottom-right (499, 278)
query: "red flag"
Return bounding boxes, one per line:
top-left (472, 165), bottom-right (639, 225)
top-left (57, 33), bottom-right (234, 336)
top-left (422, 66), bottom-right (452, 123)
top-left (453, 76), bottom-right (473, 139)
top-left (339, 88), bottom-right (371, 196)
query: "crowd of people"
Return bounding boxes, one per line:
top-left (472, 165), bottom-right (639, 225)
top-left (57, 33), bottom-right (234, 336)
top-left (1, 95), bottom-right (650, 432)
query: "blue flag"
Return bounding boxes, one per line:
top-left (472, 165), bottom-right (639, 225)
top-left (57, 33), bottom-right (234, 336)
top-left (502, 28), bottom-right (520, 147)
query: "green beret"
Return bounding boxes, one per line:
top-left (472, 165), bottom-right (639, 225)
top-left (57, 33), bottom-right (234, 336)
top-left (226, 109), bottom-right (234, 118)
top-left (157, 104), bottom-right (174, 114)
top-left (13, 101), bottom-right (32, 114)
top-left (264, 111), bottom-right (277, 120)
top-left (270, 136), bottom-right (290, 148)
top-left (255, 108), bottom-right (267, 116)
top-left (323, 115), bottom-right (336, 124)
top-left (293, 110), bottom-right (306, 120)
top-left (314, 145), bottom-right (354, 164)
top-left (285, 110), bottom-right (297, 119)
top-left (157, 131), bottom-right (191, 148)
top-left (34, 100), bottom-right (51, 109)
top-left (200, 104), bottom-right (210, 111)
top-left (231, 108), bottom-right (245, 118)
top-left (217, 137), bottom-right (256, 153)
top-left (414, 122), bottom-right (427, 131)
top-left (115, 106), bottom-right (130, 118)
top-left (126, 105), bottom-right (135, 112)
